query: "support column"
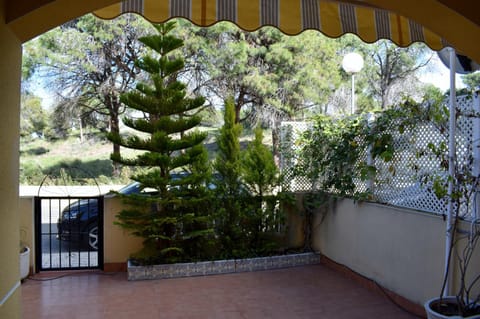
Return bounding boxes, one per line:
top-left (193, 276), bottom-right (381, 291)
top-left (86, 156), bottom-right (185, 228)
top-left (473, 90), bottom-right (480, 220)
top-left (0, 1), bottom-right (22, 318)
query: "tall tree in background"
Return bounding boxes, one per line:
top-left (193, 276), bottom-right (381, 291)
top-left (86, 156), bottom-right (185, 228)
top-left (108, 22), bottom-right (214, 263)
top-left (20, 94), bottom-right (49, 139)
top-left (365, 40), bottom-right (431, 109)
top-left (338, 36), bottom-right (432, 111)
top-left (461, 72), bottom-right (480, 92)
top-left (182, 23), bottom-right (342, 161)
top-left (23, 14), bottom-right (153, 172)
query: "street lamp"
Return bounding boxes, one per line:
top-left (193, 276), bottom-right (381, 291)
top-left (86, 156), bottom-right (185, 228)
top-left (342, 52), bottom-right (364, 114)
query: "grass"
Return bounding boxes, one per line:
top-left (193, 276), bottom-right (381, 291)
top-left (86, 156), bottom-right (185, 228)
top-left (20, 127), bottom-right (273, 186)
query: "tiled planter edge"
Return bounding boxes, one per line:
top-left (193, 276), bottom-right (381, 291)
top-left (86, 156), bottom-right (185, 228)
top-left (127, 252), bottom-right (320, 281)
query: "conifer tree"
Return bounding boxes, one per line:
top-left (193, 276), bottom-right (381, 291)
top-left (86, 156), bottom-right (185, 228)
top-left (213, 97), bottom-right (248, 257)
top-left (108, 22), bottom-right (214, 264)
top-left (241, 127), bottom-right (283, 253)
top-left (242, 127), bottom-right (279, 198)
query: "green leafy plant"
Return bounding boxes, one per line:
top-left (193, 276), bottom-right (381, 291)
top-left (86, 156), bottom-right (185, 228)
top-left (294, 96), bottom-right (432, 198)
top-left (291, 97), bottom-right (435, 251)
top-left (417, 95), bottom-right (480, 317)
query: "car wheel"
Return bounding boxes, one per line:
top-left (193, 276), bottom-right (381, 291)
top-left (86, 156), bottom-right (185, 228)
top-left (87, 225), bottom-right (98, 251)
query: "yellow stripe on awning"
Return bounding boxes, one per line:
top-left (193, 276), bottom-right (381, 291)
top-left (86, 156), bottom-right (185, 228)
top-left (144, 0), bottom-right (169, 22)
top-left (94, 2), bottom-right (122, 19)
top-left (356, 5), bottom-right (376, 43)
top-left (237, 0), bottom-right (260, 31)
top-left (94, 0), bottom-right (447, 50)
top-left (192, 0), bottom-right (212, 26)
top-left (280, 0), bottom-right (302, 34)
top-left (319, 1), bottom-right (342, 38)
top-left (391, 14), bottom-right (411, 46)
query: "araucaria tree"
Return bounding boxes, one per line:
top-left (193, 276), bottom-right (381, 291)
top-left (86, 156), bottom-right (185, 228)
top-left (108, 22), bottom-right (214, 264)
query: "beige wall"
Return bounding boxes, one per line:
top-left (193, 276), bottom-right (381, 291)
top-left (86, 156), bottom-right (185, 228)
top-left (19, 198), bottom-right (35, 273)
top-left (17, 191), bottom-right (480, 307)
top-left (313, 198), bottom-right (480, 306)
top-left (103, 196), bottom-right (143, 267)
top-left (0, 0), bottom-right (22, 317)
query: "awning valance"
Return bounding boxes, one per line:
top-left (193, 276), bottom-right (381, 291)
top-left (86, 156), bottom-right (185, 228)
top-left (94, 0), bottom-right (448, 50)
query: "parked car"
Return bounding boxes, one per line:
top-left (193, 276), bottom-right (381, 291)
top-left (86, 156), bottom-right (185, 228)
top-left (57, 182), bottom-right (151, 251)
top-left (57, 175), bottom-right (211, 250)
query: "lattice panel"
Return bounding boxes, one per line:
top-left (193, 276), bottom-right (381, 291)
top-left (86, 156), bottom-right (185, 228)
top-left (279, 121), bottom-right (313, 192)
top-left (373, 122), bottom-right (450, 215)
top-left (280, 95), bottom-right (479, 220)
top-left (373, 95), bottom-right (475, 219)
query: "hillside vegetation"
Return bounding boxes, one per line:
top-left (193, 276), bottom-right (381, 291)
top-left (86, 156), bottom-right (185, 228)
top-left (20, 127), bottom-right (272, 186)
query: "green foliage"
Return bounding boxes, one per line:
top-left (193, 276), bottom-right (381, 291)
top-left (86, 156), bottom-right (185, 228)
top-left (241, 127), bottom-right (279, 196)
top-left (213, 99), bottom-right (286, 258)
top-left (295, 96), bottom-right (437, 198)
top-left (296, 114), bottom-right (367, 197)
top-left (213, 97), bottom-right (247, 257)
top-left (20, 94), bottom-right (49, 139)
top-left (241, 127), bottom-right (284, 255)
top-left (337, 36), bottom-right (432, 111)
top-left (461, 72), bottom-right (480, 92)
top-left (109, 21), bottom-right (215, 264)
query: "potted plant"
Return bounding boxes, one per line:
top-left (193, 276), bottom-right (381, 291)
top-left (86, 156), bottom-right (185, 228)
top-left (423, 181), bottom-right (480, 318)
top-left (422, 121), bottom-right (480, 318)
top-left (19, 243), bottom-right (30, 280)
top-left (423, 198), bottom-right (480, 318)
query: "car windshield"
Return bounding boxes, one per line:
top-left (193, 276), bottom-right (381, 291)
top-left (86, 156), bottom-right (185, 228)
top-left (117, 182), bottom-right (141, 195)
top-left (116, 182), bottom-right (158, 195)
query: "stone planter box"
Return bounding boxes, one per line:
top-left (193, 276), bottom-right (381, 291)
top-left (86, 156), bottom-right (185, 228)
top-left (128, 252), bottom-right (320, 281)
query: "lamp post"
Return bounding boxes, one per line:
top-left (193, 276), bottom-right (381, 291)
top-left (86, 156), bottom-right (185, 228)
top-left (342, 52), bottom-right (364, 114)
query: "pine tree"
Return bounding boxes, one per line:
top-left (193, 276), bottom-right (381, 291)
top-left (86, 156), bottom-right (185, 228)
top-left (108, 22), bottom-right (214, 264)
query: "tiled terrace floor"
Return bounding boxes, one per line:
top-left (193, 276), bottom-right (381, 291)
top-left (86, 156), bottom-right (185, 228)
top-left (21, 264), bottom-right (421, 319)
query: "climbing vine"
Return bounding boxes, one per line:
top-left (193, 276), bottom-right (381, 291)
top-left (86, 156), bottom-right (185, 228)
top-left (294, 96), bottom-right (440, 199)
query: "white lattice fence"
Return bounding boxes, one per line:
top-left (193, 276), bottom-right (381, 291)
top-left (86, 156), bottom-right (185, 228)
top-left (279, 121), bottom-right (313, 192)
top-left (280, 95), bottom-right (480, 219)
top-left (374, 95), bottom-right (476, 218)
top-left (373, 121), bottom-right (449, 214)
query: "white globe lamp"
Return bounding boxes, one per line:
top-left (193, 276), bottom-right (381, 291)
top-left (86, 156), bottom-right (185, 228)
top-left (342, 52), bottom-right (364, 114)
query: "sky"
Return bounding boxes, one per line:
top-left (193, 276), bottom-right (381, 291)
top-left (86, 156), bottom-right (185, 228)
top-left (418, 53), bottom-right (465, 92)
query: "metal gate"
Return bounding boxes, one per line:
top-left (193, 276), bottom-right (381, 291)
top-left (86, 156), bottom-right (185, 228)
top-left (34, 196), bottom-right (104, 271)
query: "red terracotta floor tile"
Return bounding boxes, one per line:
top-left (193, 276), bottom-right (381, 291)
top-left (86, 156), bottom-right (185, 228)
top-left (21, 265), bottom-right (420, 319)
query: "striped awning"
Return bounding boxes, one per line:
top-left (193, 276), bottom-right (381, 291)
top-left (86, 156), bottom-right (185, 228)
top-left (94, 0), bottom-right (448, 50)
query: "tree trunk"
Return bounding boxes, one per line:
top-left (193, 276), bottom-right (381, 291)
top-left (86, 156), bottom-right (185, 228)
top-left (110, 106), bottom-right (121, 176)
top-left (235, 89), bottom-right (246, 123)
top-left (272, 124), bottom-right (281, 167)
top-left (79, 117), bottom-right (84, 143)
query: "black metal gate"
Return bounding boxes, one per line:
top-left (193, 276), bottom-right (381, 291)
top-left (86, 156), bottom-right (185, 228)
top-left (34, 196), bottom-right (104, 271)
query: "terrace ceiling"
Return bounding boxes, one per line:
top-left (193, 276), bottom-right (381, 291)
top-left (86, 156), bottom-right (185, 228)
top-left (4, 0), bottom-right (480, 63)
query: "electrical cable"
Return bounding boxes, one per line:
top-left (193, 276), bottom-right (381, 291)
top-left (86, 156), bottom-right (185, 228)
top-left (321, 255), bottom-right (425, 319)
top-left (25, 270), bottom-right (121, 282)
